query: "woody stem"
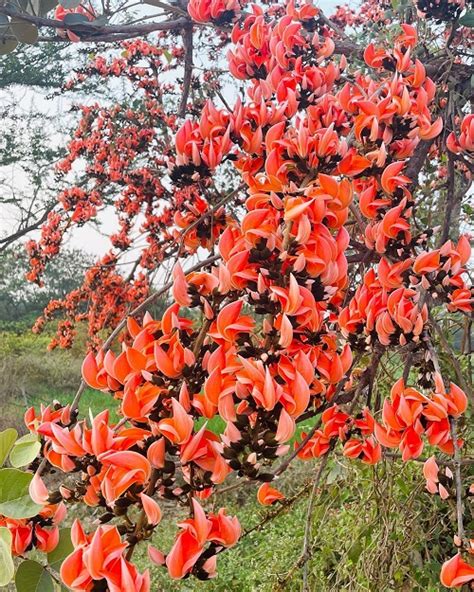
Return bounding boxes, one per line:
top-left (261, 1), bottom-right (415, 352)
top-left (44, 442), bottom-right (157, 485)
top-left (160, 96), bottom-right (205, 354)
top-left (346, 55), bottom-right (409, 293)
top-left (449, 417), bottom-right (465, 543)
top-left (192, 318), bottom-right (212, 357)
top-left (125, 468), bottom-right (161, 561)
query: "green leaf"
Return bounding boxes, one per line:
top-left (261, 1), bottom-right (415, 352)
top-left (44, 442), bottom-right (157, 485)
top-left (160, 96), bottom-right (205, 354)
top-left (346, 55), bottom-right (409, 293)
top-left (348, 540), bottom-right (363, 562)
top-left (460, 10), bottom-right (474, 27)
top-left (10, 20), bottom-right (38, 44)
top-left (0, 428), bottom-right (17, 467)
top-left (0, 468), bottom-right (42, 519)
top-left (0, 527), bottom-right (14, 586)
top-left (0, 14), bottom-right (10, 36)
top-left (63, 12), bottom-right (89, 26)
top-left (59, 0), bottom-right (81, 7)
top-left (9, 433), bottom-right (41, 468)
top-left (0, 36), bottom-right (18, 55)
top-left (91, 15), bottom-right (109, 26)
top-left (30, 0), bottom-right (58, 17)
top-left (48, 528), bottom-right (73, 571)
top-left (15, 560), bottom-right (55, 592)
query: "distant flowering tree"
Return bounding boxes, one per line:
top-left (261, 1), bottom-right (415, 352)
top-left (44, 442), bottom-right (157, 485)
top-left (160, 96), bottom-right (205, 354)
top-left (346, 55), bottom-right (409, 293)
top-left (0, 0), bottom-right (473, 589)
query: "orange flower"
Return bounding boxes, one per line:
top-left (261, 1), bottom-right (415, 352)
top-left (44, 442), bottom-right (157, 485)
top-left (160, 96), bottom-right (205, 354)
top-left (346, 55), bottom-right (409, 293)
top-left (343, 436), bottom-right (381, 465)
top-left (447, 114), bottom-right (474, 154)
top-left (208, 300), bottom-right (255, 344)
top-left (154, 333), bottom-right (195, 379)
top-left (60, 521), bottom-right (150, 591)
top-left (158, 398), bottom-right (194, 444)
top-left (188, 0), bottom-right (239, 23)
top-left (139, 493), bottom-right (162, 526)
top-left (296, 429), bottom-right (331, 459)
top-left (0, 519), bottom-right (33, 555)
top-left (180, 426), bottom-right (231, 484)
top-left (257, 483), bottom-right (285, 505)
top-left (166, 499), bottom-right (239, 579)
top-left (208, 508), bottom-right (241, 547)
top-left (35, 525), bottom-right (60, 553)
top-left (440, 553), bottom-right (474, 588)
top-left (54, 4), bottom-right (95, 43)
top-left (98, 450), bottom-right (151, 503)
top-left (422, 456), bottom-right (449, 499)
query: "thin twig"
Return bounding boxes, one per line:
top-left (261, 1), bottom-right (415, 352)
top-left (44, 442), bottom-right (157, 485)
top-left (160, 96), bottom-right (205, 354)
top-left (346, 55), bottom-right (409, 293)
top-left (125, 467), bottom-right (161, 561)
top-left (449, 417), bottom-right (465, 543)
top-left (383, 452), bottom-right (474, 467)
top-left (242, 480), bottom-right (313, 538)
top-left (274, 456), bottom-right (330, 591)
top-left (0, 5), bottom-right (188, 38)
top-left (302, 456), bottom-right (329, 590)
top-left (430, 316), bottom-right (473, 402)
top-left (440, 151), bottom-right (457, 244)
top-left (273, 420), bottom-right (321, 477)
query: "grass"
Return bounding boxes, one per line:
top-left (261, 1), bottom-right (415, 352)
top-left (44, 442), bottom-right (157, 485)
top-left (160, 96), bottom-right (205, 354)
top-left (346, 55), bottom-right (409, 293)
top-left (0, 327), bottom-right (121, 428)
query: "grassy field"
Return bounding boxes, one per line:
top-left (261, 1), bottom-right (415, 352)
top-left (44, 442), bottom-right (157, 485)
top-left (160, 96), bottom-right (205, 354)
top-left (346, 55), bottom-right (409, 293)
top-left (0, 326), bottom-right (464, 590)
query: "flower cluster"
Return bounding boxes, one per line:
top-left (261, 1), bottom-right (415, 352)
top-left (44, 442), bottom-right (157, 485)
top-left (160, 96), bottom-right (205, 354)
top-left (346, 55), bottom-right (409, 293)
top-left (448, 114), bottom-right (474, 155)
top-left (60, 521), bottom-right (150, 591)
top-left (188, 0), bottom-right (240, 24)
top-left (374, 376), bottom-right (467, 461)
top-left (297, 405), bottom-right (382, 465)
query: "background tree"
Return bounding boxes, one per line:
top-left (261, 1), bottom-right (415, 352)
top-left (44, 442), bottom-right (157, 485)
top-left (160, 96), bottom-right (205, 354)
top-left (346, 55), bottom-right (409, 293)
top-left (0, 245), bottom-right (93, 324)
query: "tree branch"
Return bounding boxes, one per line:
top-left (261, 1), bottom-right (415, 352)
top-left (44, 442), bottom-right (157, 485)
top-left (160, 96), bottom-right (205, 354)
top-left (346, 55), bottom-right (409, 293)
top-left (0, 202), bottom-right (55, 253)
top-left (0, 5), bottom-right (188, 39)
top-left (178, 23), bottom-right (194, 117)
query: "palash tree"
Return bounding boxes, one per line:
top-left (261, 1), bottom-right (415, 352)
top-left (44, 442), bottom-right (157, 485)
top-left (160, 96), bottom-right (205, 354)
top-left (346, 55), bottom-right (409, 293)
top-left (0, 0), bottom-right (473, 589)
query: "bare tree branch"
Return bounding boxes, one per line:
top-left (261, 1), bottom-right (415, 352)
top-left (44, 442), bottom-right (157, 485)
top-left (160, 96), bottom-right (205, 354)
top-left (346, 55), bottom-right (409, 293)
top-left (178, 22), bottom-right (194, 117)
top-left (0, 5), bottom-right (188, 40)
top-left (0, 202), bottom-right (55, 253)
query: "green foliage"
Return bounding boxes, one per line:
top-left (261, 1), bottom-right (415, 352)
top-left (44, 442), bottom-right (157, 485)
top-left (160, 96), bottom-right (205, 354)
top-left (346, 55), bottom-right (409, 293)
top-left (130, 460), bottom-right (456, 592)
top-left (59, 0), bottom-right (81, 8)
top-left (0, 43), bottom-right (67, 89)
top-left (0, 325), bottom-right (115, 430)
top-left (0, 428), bottom-right (18, 466)
top-left (9, 433), bottom-right (41, 468)
top-left (15, 560), bottom-right (55, 592)
top-left (459, 10), bottom-right (474, 27)
top-left (0, 527), bottom-right (14, 586)
top-left (0, 247), bottom-right (92, 323)
top-left (48, 528), bottom-right (73, 572)
top-left (0, 468), bottom-right (42, 518)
